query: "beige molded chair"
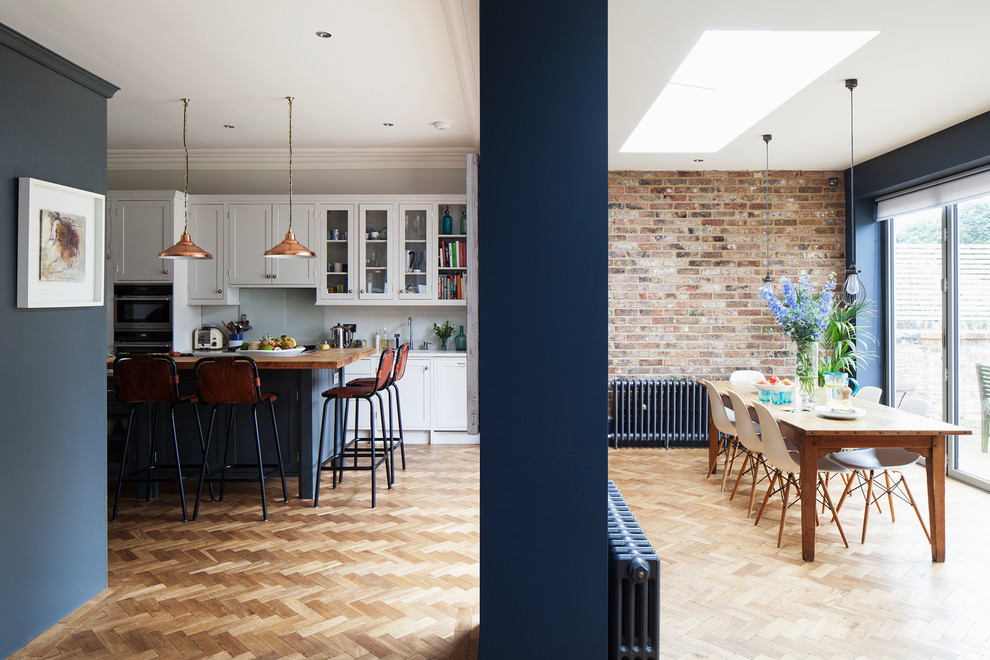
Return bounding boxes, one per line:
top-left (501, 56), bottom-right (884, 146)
top-left (752, 402), bottom-right (849, 549)
top-left (855, 386), bottom-right (883, 404)
top-left (726, 390), bottom-right (772, 518)
top-left (700, 380), bottom-right (737, 491)
top-left (831, 396), bottom-right (931, 545)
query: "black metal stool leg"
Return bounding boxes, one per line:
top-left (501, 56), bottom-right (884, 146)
top-left (268, 400), bottom-right (287, 502)
top-left (111, 405), bottom-right (137, 521)
top-left (314, 395), bottom-right (331, 507)
top-left (369, 398), bottom-right (377, 508)
top-left (190, 401), bottom-right (214, 502)
top-left (377, 391), bottom-right (393, 488)
top-left (193, 405), bottom-right (218, 521)
top-left (219, 404), bottom-right (235, 502)
top-left (393, 385), bottom-right (406, 470)
top-left (169, 404), bottom-right (188, 521)
top-left (252, 404), bottom-right (268, 521)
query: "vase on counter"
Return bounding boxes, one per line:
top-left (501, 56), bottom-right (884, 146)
top-left (441, 207), bottom-right (452, 235)
top-left (440, 337), bottom-right (448, 351)
top-left (795, 338), bottom-right (818, 409)
top-left (454, 325), bottom-right (466, 351)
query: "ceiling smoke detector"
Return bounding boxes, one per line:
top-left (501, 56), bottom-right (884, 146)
top-left (432, 120), bottom-right (451, 131)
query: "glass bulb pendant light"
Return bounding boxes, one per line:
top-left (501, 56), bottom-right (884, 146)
top-left (759, 133), bottom-right (774, 295)
top-left (265, 96), bottom-right (315, 259)
top-left (159, 98), bottom-right (212, 259)
top-left (841, 78), bottom-right (866, 305)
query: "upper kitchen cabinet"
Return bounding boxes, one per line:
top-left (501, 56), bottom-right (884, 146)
top-left (228, 202), bottom-right (317, 286)
top-left (108, 192), bottom-right (181, 283)
top-left (317, 204), bottom-right (357, 302)
top-left (185, 203), bottom-right (238, 305)
top-left (397, 204), bottom-right (433, 301)
top-left (357, 204), bottom-right (395, 301)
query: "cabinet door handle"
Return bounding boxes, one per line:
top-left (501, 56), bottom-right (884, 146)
top-left (266, 274), bottom-right (271, 279)
top-left (272, 273), bottom-right (277, 279)
top-left (163, 269), bottom-right (169, 275)
top-left (217, 289), bottom-right (222, 294)
top-left (425, 365), bottom-right (430, 371)
top-left (360, 289), bottom-right (365, 294)
top-left (348, 289), bottom-right (353, 293)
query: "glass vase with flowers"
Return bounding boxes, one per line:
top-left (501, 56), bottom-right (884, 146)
top-left (760, 273), bottom-right (835, 409)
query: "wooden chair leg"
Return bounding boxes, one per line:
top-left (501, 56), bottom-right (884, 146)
top-left (899, 475), bottom-right (931, 544)
top-left (777, 476), bottom-right (792, 548)
top-left (729, 452), bottom-right (751, 502)
top-left (754, 471), bottom-right (778, 526)
top-left (721, 439), bottom-right (740, 493)
top-left (861, 470), bottom-right (875, 544)
top-left (884, 470), bottom-right (896, 522)
top-left (818, 475), bottom-right (848, 548)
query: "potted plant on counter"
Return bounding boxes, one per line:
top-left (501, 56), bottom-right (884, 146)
top-left (433, 320), bottom-right (454, 351)
top-left (819, 298), bottom-right (875, 386)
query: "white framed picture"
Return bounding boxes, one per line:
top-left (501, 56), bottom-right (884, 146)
top-left (17, 177), bottom-right (105, 308)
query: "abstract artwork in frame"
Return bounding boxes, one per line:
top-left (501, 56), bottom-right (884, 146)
top-left (17, 177), bottom-right (105, 308)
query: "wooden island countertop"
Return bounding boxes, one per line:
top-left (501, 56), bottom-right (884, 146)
top-left (107, 347), bottom-right (376, 370)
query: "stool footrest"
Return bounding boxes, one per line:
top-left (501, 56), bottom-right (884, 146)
top-left (121, 465), bottom-right (200, 482)
top-left (201, 464), bottom-right (282, 482)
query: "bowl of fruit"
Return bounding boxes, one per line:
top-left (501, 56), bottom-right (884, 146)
top-left (753, 375), bottom-right (795, 392)
top-left (238, 333), bottom-right (306, 357)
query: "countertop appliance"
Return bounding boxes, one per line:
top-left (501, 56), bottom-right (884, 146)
top-left (193, 326), bottom-right (226, 350)
top-left (329, 323), bottom-right (356, 348)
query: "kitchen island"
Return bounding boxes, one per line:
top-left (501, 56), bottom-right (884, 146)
top-left (108, 347), bottom-right (375, 500)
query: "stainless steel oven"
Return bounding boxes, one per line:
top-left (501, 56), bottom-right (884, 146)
top-left (113, 284), bottom-right (173, 353)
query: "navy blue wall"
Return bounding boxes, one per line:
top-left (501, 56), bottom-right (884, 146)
top-left (479, 1), bottom-right (607, 657)
top-left (0, 31), bottom-right (115, 656)
top-left (849, 111), bottom-right (990, 392)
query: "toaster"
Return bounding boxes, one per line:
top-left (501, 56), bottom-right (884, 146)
top-left (193, 326), bottom-right (225, 350)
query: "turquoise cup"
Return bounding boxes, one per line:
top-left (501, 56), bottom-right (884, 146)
top-left (758, 389), bottom-right (771, 403)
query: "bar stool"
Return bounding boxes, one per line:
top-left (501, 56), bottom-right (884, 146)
top-left (111, 353), bottom-right (208, 521)
top-left (348, 342), bottom-right (409, 483)
top-left (192, 356), bottom-right (287, 521)
top-left (315, 348), bottom-right (394, 508)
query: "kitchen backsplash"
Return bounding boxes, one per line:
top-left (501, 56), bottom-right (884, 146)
top-left (199, 289), bottom-right (467, 349)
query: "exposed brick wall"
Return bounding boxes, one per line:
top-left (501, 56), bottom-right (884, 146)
top-left (609, 170), bottom-right (847, 382)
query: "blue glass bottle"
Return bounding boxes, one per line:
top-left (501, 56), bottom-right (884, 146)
top-left (459, 210), bottom-right (467, 235)
top-left (441, 207), bottom-right (452, 235)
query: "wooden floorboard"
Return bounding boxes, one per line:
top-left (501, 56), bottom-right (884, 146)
top-left (13, 444), bottom-right (990, 658)
top-left (12, 445), bottom-right (480, 660)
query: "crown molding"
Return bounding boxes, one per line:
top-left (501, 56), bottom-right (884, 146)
top-left (1, 23), bottom-right (119, 98)
top-left (107, 148), bottom-right (475, 171)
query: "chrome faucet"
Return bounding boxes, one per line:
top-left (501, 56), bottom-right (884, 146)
top-left (407, 316), bottom-right (413, 348)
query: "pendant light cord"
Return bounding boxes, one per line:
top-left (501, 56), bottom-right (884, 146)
top-left (182, 97), bottom-right (190, 233)
top-left (763, 133), bottom-right (772, 283)
top-left (847, 79), bottom-right (857, 267)
top-left (287, 96), bottom-right (294, 233)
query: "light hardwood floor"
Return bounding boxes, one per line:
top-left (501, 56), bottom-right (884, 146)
top-left (13, 445), bottom-right (990, 658)
top-left (13, 445), bottom-right (480, 659)
top-left (609, 447), bottom-right (990, 659)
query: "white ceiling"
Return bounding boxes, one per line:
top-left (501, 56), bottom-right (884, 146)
top-left (3, 1), bottom-right (990, 172)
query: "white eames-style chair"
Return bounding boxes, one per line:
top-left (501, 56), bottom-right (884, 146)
top-left (831, 396), bottom-right (932, 545)
top-left (752, 401), bottom-right (849, 549)
top-left (855, 386), bottom-right (883, 404)
top-left (726, 371), bottom-right (764, 423)
top-left (726, 390), bottom-right (773, 518)
top-left (700, 380), bottom-right (738, 491)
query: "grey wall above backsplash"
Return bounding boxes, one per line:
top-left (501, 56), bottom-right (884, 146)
top-left (199, 289), bottom-right (467, 349)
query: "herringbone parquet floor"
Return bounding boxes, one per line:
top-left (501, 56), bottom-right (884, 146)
top-left (13, 445), bottom-right (480, 660)
top-left (14, 445), bottom-right (990, 658)
top-left (609, 447), bottom-right (990, 660)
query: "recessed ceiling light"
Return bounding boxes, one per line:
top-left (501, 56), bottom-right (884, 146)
top-left (693, 159), bottom-right (704, 162)
top-left (621, 30), bottom-right (879, 153)
top-left (223, 124), bottom-right (235, 129)
top-left (433, 120), bottom-right (451, 131)
top-left (315, 31), bottom-right (332, 39)
top-left (382, 122), bottom-right (394, 127)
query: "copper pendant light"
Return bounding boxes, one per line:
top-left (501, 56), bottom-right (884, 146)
top-left (265, 96), bottom-right (315, 259)
top-left (159, 98), bottom-right (212, 260)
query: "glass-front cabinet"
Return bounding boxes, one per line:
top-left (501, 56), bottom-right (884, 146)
top-left (358, 204), bottom-right (394, 300)
top-left (318, 204), bottom-right (355, 302)
top-left (437, 203), bottom-right (468, 303)
top-left (398, 204), bottom-right (433, 301)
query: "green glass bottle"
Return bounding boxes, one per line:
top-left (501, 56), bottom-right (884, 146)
top-left (459, 210), bottom-right (467, 235)
top-left (454, 325), bottom-right (466, 351)
top-left (441, 207), bottom-right (452, 235)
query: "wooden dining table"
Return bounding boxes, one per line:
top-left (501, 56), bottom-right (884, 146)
top-left (707, 381), bottom-right (972, 562)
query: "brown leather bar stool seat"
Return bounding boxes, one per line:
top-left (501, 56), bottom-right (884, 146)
top-left (111, 353), bottom-right (209, 521)
top-left (347, 342), bottom-right (409, 483)
top-left (193, 356), bottom-right (287, 521)
top-left (315, 348), bottom-right (394, 508)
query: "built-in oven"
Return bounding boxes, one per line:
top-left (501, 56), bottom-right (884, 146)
top-left (113, 283), bottom-right (173, 353)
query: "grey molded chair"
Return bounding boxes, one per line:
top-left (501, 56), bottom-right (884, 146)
top-left (700, 380), bottom-right (737, 490)
top-left (752, 402), bottom-right (848, 549)
top-left (831, 396), bottom-right (931, 544)
top-left (726, 390), bottom-right (771, 518)
top-left (855, 386), bottom-right (883, 404)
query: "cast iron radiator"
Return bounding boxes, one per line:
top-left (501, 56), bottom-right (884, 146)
top-left (610, 379), bottom-right (708, 448)
top-left (608, 480), bottom-right (660, 660)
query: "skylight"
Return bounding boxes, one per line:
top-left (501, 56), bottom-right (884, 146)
top-left (620, 30), bottom-right (879, 153)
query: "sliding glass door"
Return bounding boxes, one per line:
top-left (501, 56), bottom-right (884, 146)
top-left (886, 195), bottom-right (990, 491)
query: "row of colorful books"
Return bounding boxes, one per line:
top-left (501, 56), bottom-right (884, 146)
top-left (439, 273), bottom-right (466, 300)
top-left (439, 239), bottom-right (467, 269)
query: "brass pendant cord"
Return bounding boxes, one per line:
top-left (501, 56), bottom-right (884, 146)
top-left (848, 82), bottom-right (855, 263)
top-left (263, 95), bottom-right (315, 258)
top-left (764, 134), bottom-right (772, 283)
top-left (158, 98), bottom-right (211, 259)
top-left (287, 96), bottom-right (294, 233)
top-left (182, 98), bottom-right (190, 234)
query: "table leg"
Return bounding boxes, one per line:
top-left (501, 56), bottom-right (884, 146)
top-left (708, 408), bottom-right (719, 476)
top-left (926, 435), bottom-right (946, 562)
top-left (799, 438), bottom-right (819, 561)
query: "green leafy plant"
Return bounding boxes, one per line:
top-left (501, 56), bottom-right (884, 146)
top-left (433, 320), bottom-right (454, 342)
top-left (819, 298), bottom-right (876, 385)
